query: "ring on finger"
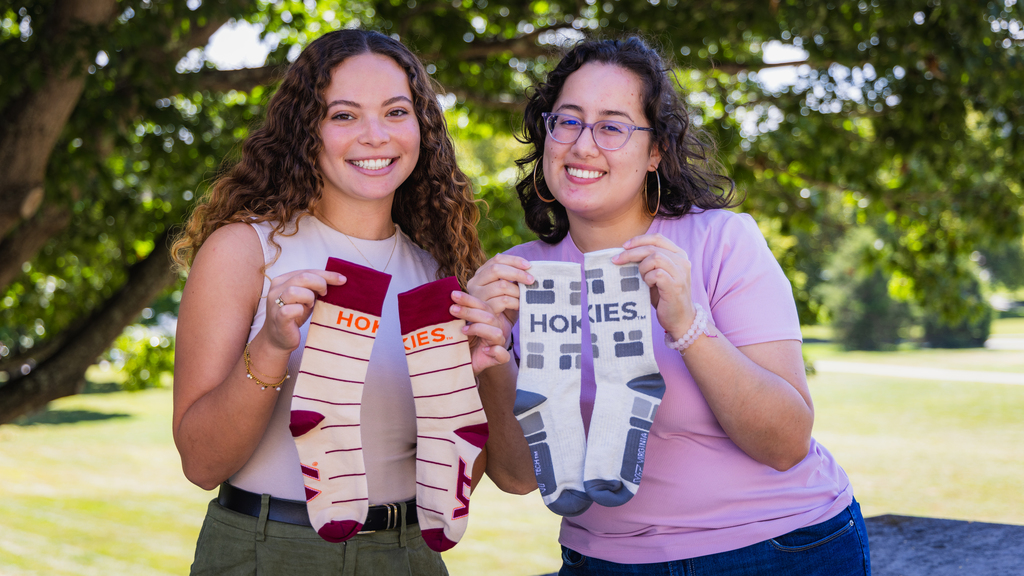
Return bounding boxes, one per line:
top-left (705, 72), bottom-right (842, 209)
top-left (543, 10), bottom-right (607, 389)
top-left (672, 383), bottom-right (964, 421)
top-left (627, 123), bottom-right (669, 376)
top-left (275, 296), bottom-right (286, 308)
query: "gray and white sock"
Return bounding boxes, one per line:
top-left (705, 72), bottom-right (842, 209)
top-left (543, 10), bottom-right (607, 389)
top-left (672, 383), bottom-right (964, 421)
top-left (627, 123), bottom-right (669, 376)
top-left (515, 260), bottom-right (592, 517)
top-left (582, 248), bottom-right (665, 507)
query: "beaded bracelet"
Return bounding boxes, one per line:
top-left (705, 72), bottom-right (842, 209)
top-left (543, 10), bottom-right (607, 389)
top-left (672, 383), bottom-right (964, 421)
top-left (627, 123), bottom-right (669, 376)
top-left (243, 342), bottom-right (289, 391)
top-left (664, 303), bottom-right (713, 354)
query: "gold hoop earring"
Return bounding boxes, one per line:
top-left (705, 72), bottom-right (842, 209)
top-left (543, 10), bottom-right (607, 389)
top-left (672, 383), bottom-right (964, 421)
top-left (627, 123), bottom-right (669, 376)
top-left (533, 162), bottom-right (555, 204)
top-left (646, 170), bottom-right (661, 218)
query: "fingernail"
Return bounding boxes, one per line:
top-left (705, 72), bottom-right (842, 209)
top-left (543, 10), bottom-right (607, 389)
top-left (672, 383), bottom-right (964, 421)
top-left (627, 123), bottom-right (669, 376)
top-left (450, 305), bottom-right (461, 314)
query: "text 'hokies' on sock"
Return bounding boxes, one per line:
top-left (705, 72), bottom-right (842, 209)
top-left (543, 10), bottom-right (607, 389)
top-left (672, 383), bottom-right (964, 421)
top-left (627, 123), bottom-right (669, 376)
top-left (516, 261), bottom-right (592, 517)
top-left (398, 277), bottom-right (489, 552)
top-left (290, 257), bottom-right (392, 543)
top-left (582, 248), bottom-right (665, 507)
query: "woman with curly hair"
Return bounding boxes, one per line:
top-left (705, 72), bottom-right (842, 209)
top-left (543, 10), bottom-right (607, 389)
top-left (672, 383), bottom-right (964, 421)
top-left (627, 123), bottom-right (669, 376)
top-left (470, 37), bottom-right (870, 575)
top-left (172, 29), bottom-right (506, 575)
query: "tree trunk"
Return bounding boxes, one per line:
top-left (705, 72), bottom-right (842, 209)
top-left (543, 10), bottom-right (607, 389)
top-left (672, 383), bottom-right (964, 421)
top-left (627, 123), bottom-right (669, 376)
top-left (0, 232), bottom-right (178, 424)
top-left (0, 0), bottom-right (117, 236)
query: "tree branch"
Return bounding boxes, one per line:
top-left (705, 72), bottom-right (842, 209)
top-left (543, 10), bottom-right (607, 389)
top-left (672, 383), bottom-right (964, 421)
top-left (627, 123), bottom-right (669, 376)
top-left (419, 25), bottom-right (565, 63)
top-left (0, 231), bottom-right (178, 424)
top-left (397, 1), bottom-right (448, 38)
top-left (0, 205), bottom-right (71, 293)
top-left (709, 59), bottom-right (813, 75)
top-left (458, 25), bottom-right (564, 60)
top-left (190, 64), bottom-right (287, 93)
top-left (0, 0), bottom-right (117, 238)
top-left (449, 89), bottom-right (523, 112)
top-left (190, 65), bottom-right (528, 114)
top-left (158, 13), bottom-right (235, 64)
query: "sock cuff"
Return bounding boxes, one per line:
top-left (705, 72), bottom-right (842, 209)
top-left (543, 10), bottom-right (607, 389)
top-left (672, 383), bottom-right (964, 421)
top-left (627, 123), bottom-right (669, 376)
top-left (583, 247), bottom-right (622, 263)
top-left (519, 260), bottom-right (583, 310)
top-left (397, 276), bottom-right (462, 334)
top-left (321, 257), bottom-right (392, 316)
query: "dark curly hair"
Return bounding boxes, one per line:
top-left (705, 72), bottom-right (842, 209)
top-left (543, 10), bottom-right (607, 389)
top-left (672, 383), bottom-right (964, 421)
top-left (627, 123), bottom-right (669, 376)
top-left (173, 29), bottom-right (485, 286)
top-left (516, 35), bottom-right (740, 243)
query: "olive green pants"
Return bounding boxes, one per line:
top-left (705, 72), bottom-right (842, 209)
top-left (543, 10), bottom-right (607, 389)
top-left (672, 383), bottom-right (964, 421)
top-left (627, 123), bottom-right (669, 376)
top-left (190, 498), bottom-right (449, 576)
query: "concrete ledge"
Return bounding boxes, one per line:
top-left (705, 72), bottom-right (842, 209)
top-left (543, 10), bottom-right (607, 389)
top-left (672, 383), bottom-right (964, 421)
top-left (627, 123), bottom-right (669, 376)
top-left (866, 514), bottom-right (1024, 575)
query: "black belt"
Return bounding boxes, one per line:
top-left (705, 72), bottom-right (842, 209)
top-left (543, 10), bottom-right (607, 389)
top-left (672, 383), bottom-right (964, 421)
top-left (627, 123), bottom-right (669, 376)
top-left (217, 482), bottom-right (417, 532)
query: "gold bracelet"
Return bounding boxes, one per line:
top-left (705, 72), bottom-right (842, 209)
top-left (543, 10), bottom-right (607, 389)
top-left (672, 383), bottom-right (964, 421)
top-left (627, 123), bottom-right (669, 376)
top-left (246, 348), bottom-right (282, 381)
top-left (243, 342), bottom-right (289, 391)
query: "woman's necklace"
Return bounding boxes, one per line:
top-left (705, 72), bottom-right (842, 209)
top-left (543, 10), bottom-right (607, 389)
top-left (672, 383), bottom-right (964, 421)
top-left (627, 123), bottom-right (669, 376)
top-left (342, 229), bottom-right (398, 272)
top-left (320, 214), bottom-right (399, 272)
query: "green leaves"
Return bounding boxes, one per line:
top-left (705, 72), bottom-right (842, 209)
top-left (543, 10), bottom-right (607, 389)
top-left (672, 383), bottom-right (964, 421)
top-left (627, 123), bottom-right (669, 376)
top-left (3, 0), bottom-right (1023, 390)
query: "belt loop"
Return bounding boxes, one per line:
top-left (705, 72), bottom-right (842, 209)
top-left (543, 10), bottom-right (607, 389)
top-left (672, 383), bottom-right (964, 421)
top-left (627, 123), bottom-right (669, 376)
top-left (398, 501), bottom-right (408, 548)
top-left (256, 493), bottom-right (271, 542)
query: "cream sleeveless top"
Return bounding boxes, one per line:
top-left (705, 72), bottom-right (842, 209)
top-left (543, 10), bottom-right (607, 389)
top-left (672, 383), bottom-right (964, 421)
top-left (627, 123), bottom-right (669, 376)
top-left (229, 214), bottom-right (438, 504)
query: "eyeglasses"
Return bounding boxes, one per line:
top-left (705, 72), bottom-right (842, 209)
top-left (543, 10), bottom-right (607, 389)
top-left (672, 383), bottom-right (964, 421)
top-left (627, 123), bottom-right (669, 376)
top-left (541, 112), bottom-right (654, 151)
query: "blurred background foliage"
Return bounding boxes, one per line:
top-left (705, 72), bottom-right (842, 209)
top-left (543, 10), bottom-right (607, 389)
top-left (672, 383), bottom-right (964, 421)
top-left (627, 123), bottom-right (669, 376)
top-left (1, 0), bottom-right (1023, 421)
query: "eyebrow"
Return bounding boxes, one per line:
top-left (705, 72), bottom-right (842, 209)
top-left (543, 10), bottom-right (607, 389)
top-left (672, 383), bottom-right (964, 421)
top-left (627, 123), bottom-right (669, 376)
top-left (326, 95), bottom-right (414, 109)
top-left (554, 103), bottom-right (634, 122)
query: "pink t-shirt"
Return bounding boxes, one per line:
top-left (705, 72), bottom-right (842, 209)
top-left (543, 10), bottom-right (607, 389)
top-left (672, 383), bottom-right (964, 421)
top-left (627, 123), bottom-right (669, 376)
top-left (507, 209), bottom-right (852, 563)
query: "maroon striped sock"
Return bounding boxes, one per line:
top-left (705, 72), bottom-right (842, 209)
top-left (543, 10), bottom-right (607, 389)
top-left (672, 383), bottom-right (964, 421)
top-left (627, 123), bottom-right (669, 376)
top-left (398, 277), bottom-right (489, 552)
top-left (290, 257), bottom-right (391, 543)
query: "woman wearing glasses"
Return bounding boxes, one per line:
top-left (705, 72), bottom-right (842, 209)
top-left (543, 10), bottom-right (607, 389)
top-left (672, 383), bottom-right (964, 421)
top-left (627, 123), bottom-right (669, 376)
top-left (471, 37), bottom-right (869, 575)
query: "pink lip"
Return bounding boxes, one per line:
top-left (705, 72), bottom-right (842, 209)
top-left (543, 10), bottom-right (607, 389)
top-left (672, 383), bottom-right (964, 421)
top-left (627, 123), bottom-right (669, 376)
top-left (563, 164), bottom-right (606, 184)
top-left (347, 158), bottom-right (398, 176)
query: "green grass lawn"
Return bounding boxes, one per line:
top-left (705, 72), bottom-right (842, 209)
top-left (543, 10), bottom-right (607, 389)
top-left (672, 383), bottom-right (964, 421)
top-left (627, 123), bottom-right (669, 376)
top-left (809, 373), bottom-right (1024, 524)
top-left (1, 324), bottom-right (1022, 574)
top-left (804, 342), bottom-right (1024, 373)
top-left (802, 317), bottom-right (1024, 373)
top-left (0, 388), bottom-right (562, 576)
top-left (990, 316), bottom-right (1024, 335)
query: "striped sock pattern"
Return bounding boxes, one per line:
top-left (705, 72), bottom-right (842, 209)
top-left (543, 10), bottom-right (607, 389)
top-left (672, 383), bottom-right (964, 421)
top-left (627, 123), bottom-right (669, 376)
top-left (290, 257), bottom-right (392, 543)
top-left (398, 277), bottom-right (489, 552)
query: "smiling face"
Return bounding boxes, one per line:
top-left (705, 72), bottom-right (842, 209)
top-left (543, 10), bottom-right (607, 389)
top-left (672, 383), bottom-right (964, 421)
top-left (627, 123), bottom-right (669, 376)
top-left (317, 53), bottom-right (421, 209)
top-left (543, 62), bottom-right (661, 227)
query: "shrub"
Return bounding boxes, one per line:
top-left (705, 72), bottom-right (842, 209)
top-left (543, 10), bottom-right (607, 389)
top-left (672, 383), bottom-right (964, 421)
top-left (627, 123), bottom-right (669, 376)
top-left (819, 229), bottom-right (915, 351)
top-left (922, 276), bottom-right (992, 348)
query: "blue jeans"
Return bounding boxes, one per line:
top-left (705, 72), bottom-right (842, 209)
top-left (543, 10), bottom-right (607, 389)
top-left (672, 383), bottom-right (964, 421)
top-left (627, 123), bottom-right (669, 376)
top-left (559, 499), bottom-right (870, 576)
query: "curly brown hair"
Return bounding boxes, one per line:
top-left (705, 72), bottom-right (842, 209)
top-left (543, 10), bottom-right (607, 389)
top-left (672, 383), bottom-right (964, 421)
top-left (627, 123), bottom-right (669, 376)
top-left (172, 29), bottom-right (485, 286)
top-left (515, 36), bottom-right (741, 243)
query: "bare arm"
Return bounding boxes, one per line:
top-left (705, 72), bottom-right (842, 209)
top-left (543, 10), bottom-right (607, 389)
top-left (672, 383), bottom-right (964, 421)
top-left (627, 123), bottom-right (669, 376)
top-left (466, 253), bottom-right (539, 494)
top-left (449, 287), bottom-right (515, 491)
top-left (679, 336), bottom-right (812, 470)
top-left (618, 234), bottom-right (813, 471)
top-left (172, 224), bottom-right (342, 489)
top-left (477, 360), bottom-right (537, 494)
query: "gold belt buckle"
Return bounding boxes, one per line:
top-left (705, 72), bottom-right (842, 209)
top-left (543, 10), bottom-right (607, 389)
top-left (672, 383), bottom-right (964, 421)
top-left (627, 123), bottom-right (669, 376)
top-left (386, 502), bottom-right (397, 530)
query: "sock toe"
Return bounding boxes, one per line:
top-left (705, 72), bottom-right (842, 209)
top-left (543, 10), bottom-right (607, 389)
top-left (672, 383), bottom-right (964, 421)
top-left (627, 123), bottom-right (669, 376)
top-left (317, 520), bottom-right (362, 543)
top-left (421, 528), bottom-right (458, 552)
top-left (585, 478), bottom-right (635, 507)
top-left (547, 489), bottom-right (593, 517)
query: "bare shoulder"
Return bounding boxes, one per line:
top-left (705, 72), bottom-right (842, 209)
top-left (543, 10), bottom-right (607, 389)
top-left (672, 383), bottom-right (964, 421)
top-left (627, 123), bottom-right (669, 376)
top-left (182, 222), bottom-right (265, 319)
top-left (193, 222), bottom-right (263, 268)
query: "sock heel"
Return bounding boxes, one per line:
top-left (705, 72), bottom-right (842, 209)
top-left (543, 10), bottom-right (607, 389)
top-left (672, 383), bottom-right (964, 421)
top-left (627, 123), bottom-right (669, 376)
top-left (513, 389), bottom-right (548, 416)
top-left (289, 410), bottom-right (325, 437)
